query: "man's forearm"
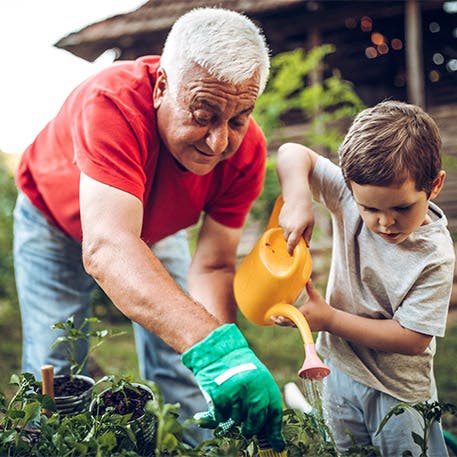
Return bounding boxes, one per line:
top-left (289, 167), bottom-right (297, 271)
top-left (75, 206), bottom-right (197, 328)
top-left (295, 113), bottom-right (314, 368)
top-left (83, 232), bottom-right (220, 353)
top-left (188, 266), bottom-right (238, 323)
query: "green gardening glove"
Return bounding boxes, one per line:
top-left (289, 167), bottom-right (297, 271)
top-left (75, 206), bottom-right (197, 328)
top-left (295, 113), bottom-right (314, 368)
top-left (181, 324), bottom-right (285, 452)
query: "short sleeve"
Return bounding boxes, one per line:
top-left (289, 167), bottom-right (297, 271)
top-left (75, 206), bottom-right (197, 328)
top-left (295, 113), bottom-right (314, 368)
top-left (72, 91), bottom-right (149, 203)
top-left (394, 257), bottom-right (454, 337)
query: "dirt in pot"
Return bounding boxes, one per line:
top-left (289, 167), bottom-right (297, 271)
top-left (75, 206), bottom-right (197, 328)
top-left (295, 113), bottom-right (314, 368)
top-left (37, 375), bottom-right (92, 397)
top-left (54, 375), bottom-right (93, 396)
top-left (98, 386), bottom-right (153, 420)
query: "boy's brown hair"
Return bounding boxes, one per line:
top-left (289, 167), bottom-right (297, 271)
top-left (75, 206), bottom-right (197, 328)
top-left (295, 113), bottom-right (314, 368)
top-left (338, 100), bottom-right (442, 196)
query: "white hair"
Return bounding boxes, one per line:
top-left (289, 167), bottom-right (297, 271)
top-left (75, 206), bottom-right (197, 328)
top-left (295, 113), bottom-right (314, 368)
top-left (160, 7), bottom-right (270, 96)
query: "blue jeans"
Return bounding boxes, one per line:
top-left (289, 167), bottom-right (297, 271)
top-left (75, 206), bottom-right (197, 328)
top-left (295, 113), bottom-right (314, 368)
top-left (13, 192), bottom-right (210, 444)
top-left (322, 361), bottom-right (448, 456)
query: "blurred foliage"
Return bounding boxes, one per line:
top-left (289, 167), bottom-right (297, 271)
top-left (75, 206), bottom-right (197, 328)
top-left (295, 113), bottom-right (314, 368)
top-left (0, 153), bottom-right (21, 395)
top-left (250, 45), bottom-right (364, 228)
top-left (253, 45), bottom-right (365, 154)
top-left (0, 153), bottom-right (18, 305)
top-left (443, 154), bottom-right (457, 172)
top-left (248, 156), bottom-right (280, 228)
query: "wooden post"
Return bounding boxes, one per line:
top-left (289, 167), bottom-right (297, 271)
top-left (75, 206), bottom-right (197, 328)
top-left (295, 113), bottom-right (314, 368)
top-left (405, 0), bottom-right (425, 107)
top-left (41, 364), bottom-right (55, 417)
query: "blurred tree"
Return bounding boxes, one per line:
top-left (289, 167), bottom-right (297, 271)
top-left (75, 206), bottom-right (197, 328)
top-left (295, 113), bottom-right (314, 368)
top-left (248, 156), bottom-right (279, 228)
top-left (251, 45), bottom-right (365, 226)
top-left (253, 45), bottom-right (365, 154)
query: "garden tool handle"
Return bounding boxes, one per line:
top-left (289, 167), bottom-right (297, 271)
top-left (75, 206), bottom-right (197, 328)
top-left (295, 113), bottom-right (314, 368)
top-left (41, 364), bottom-right (55, 399)
top-left (265, 303), bottom-right (314, 346)
top-left (41, 364), bottom-right (55, 417)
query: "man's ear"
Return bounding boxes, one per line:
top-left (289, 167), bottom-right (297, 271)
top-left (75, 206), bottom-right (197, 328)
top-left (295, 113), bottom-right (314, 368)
top-left (153, 67), bottom-right (167, 109)
top-left (429, 170), bottom-right (446, 200)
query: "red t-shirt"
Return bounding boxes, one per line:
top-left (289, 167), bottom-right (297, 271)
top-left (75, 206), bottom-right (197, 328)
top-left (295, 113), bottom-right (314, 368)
top-left (16, 56), bottom-right (266, 244)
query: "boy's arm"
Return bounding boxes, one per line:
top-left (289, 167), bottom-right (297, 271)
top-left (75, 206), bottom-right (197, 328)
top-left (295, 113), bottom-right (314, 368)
top-left (301, 281), bottom-right (432, 356)
top-left (276, 143), bottom-right (320, 254)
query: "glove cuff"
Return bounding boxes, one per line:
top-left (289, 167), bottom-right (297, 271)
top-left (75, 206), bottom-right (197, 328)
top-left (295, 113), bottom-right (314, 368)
top-left (181, 324), bottom-right (248, 372)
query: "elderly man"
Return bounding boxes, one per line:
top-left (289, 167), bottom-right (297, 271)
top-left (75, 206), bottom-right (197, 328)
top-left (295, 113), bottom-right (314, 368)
top-left (13, 7), bottom-right (284, 451)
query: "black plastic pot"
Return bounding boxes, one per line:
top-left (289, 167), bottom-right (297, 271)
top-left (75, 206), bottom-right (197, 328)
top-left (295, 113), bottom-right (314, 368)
top-left (90, 382), bottom-right (156, 456)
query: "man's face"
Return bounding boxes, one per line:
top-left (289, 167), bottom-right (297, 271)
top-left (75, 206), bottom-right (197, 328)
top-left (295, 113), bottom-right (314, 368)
top-left (350, 177), bottom-right (435, 245)
top-left (154, 64), bottom-right (260, 175)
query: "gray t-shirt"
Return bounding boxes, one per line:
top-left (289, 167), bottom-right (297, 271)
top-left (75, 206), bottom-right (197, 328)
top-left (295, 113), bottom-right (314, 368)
top-left (312, 156), bottom-right (455, 402)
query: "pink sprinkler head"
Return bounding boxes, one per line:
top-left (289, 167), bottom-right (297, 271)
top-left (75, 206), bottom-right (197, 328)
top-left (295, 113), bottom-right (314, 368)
top-left (298, 344), bottom-right (331, 380)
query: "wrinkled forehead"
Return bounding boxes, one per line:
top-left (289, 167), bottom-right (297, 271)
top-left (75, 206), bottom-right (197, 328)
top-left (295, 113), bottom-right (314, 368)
top-left (169, 64), bottom-right (260, 113)
top-left (168, 61), bottom-right (260, 98)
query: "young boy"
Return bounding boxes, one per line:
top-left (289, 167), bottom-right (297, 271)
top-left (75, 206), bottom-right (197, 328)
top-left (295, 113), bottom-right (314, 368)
top-left (275, 101), bottom-right (455, 456)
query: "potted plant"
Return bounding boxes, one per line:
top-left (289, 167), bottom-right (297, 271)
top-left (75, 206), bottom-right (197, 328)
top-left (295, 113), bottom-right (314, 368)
top-left (44, 316), bottom-right (123, 417)
top-left (2, 373), bottom-right (457, 456)
top-left (0, 373), bottom-right (53, 454)
top-left (90, 376), bottom-right (156, 456)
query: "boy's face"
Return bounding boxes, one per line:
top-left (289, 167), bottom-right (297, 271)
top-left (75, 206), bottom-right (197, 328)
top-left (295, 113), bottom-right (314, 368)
top-left (350, 173), bottom-right (444, 244)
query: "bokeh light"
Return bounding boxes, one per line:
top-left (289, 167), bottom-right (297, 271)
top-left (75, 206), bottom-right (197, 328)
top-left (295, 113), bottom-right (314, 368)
top-left (377, 43), bottom-right (389, 55)
top-left (429, 70), bottom-right (440, 82)
top-left (391, 38), bottom-right (403, 50)
top-left (365, 46), bottom-right (378, 59)
top-left (361, 16), bottom-right (373, 32)
top-left (345, 17), bottom-right (357, 29)
top-left (429, 21), bottom-right (441, 33)
top-left (371, 32), bottom-right (385, 45)
top-left (446, 59), bottom-right (457, 72)
top-left (433, 53), bottom-right (445, 65)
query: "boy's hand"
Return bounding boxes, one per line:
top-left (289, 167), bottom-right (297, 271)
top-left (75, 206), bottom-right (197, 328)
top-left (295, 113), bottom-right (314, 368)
top-left (272, 280), bottom-right (335, 332)
top-left (298, 280), bottom-right (335, 331)
top-left (279, 199), bottom-right (314, 255)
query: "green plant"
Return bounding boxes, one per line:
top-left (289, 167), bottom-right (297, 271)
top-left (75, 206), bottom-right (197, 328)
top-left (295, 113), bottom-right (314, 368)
top-left (0, 152), bottom-right (18, 306)
top-left (51, 316), bottom-right (125, 379)
top-left (0, 373), bottom-right (54, 456)
top-left (2, 370), bottom-right (457, 456)
top-left (250, 45), bottom-right (364, 228)
top-left (378, 400), bottom-right (457, 456)
top-left (249, 156), bottom-right (281, 228)
top-left (253, 45), bottom-right (365, 154)
top-left (0, 374), bottom-right (148, 456)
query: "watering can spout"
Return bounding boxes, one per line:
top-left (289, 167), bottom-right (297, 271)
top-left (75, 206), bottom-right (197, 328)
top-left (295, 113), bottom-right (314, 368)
top-left (299, 344), bottom-right (331, 380)
top-left (234, 196), bottom-right (330, 381)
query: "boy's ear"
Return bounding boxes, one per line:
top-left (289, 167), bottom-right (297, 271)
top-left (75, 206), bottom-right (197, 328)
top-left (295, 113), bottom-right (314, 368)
top-left (429, 170), bottom-right (446, 200)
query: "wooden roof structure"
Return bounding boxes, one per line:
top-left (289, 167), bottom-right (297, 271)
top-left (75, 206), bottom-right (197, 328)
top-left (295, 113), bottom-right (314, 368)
top-left (55, 0), bottom-right (456, 107)
top-left (55, 0), bottom-right (305, 62)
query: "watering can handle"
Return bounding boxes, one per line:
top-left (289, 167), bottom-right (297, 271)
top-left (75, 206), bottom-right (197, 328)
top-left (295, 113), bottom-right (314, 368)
top-left (266, 195), bottom-right (284, 230)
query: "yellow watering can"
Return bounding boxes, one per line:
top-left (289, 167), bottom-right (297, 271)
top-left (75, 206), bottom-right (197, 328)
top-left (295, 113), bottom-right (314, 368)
top-left (234, 196), bottom-right (330, 380)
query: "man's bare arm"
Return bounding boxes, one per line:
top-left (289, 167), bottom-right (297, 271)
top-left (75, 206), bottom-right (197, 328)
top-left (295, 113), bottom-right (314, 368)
top-left (79, 172), bottom-right (219, 353)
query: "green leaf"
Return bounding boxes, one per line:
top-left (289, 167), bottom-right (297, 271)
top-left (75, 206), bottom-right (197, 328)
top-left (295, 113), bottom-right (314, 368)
top-left (7, 409), bottom-right (25, 419)
top-left (411, 431), bottom-right (424, 446)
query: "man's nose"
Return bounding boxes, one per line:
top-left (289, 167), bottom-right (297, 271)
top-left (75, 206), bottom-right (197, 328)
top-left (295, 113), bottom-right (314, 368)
top-left (206, 123), bottom-right (229, 155)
